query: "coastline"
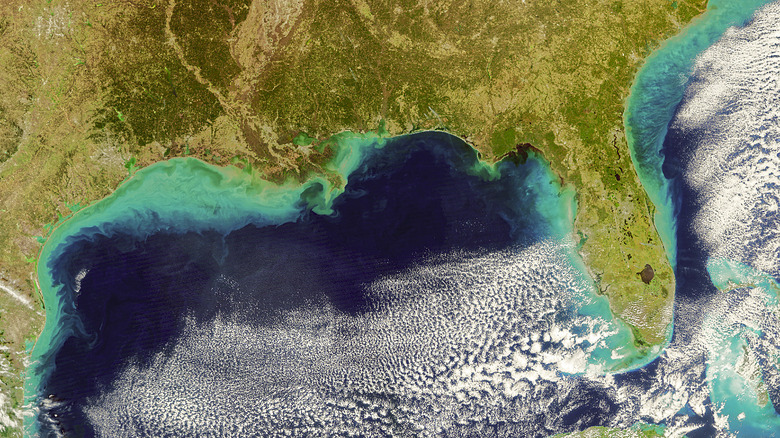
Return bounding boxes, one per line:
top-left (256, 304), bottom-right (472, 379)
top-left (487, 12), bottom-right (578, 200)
top-left (6, 0), bottom-right (778, 433)
top-left (27, 129), bottom-right (599, 433)
top-left (624, 0), bottom-right (776, 270)
top-left (25, 131), bottom-right (387, 434)
top-left (27, 109), bottom-right (727, 431)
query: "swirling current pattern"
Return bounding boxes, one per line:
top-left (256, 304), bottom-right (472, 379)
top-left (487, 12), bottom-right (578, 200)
top-left (35, 4), bottom-right (780, 436)
top-left (660, 3), bottom-right (780, 435)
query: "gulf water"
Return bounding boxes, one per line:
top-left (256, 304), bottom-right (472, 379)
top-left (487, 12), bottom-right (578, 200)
top-left (25, 0), bottom-right (780, 435)
top-left (625, 0), bottom-right (780, 435)
top-left (29, 132), bottom-right (648, 436)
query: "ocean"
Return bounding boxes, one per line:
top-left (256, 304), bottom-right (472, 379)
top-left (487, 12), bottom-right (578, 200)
top-left (26, 0), bottom-right (780, 435)
top-left (30, 132), bottom-right (645, 436)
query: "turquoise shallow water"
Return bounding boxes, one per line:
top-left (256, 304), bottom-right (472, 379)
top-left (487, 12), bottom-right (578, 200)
top-left (706, 259), bottom-right (780, 435)
top-left (627, 0), bottom-right (780, 434)
top-left (624, 0), bottom-right (775, 269)
top-left (27, 130), bottom-right (651, 435)
top-left (26, 131), bottom-right (385, 434)
top-left (26, 1), bottom-right (780, 433)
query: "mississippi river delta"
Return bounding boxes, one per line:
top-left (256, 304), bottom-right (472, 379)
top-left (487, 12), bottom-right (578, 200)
top-left (0, 0), bottom-right (771, 436)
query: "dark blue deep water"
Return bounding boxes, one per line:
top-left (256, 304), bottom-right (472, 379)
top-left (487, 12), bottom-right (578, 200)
top-left (38, 133), bottom-right (571, 436)
top-left (37, 33), bottom-right (780, 430)
top-left (37, 123), bottom-right (780, 436)
top-left (35, 106), bottom-right (780, 437)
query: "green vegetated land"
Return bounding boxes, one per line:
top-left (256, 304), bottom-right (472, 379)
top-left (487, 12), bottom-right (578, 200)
top-left (556, 424), bottom-right (666, 438)
top-left (0, 0), bottom-right (707, 434)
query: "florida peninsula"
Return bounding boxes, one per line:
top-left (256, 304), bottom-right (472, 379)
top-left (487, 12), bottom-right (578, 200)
top-left (0, 0), bottom-right (708, 434)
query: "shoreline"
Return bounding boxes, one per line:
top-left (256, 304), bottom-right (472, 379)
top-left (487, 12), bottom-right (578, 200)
top-left (27, 129), bottom-right (592, 433)
top-left (623, 0), bottom-right (777, 271)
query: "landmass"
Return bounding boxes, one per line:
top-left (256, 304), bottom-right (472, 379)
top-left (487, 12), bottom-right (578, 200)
top-left (557, 425), bottom-right (665, 437)
top-left (0, 0), bottom-right (707, 434)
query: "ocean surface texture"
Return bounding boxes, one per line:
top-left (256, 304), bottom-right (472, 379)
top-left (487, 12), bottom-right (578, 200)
top-left (32, 133), bottom-right (645, 437)
top-left (27, 1), bottom-right (780, 437)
